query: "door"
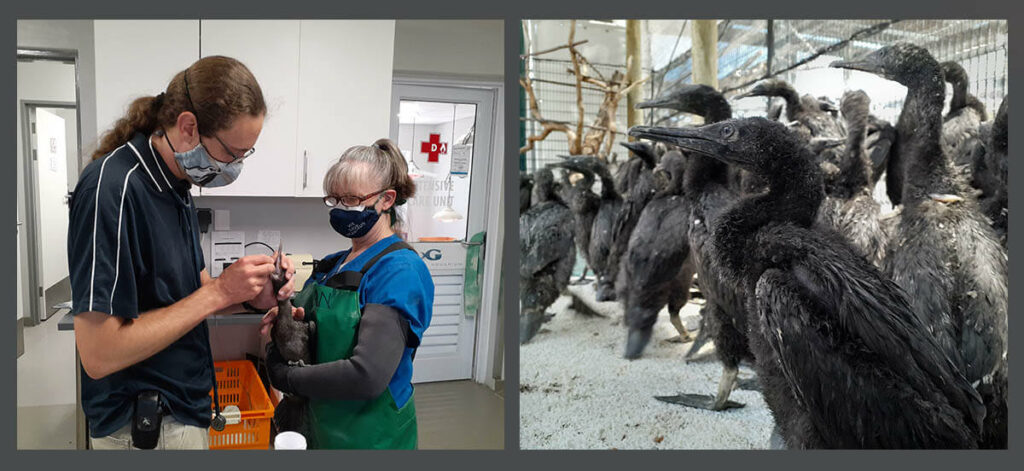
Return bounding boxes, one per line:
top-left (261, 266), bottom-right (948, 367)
top-left (30, 108), bottom-right (71, 321)
top-left (390, 83), bottom-right (496, 383)
top-left (198, 20), bottom-right (300, 197)
top-left (294, 20), bottom-right (396, 197)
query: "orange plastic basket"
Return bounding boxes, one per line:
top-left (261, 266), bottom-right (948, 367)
top-left (208, 360), bottom-right (275, 450)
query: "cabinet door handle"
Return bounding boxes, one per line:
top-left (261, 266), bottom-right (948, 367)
top-left (303, 150), bottom-right (308, 190)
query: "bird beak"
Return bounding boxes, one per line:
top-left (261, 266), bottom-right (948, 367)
top-left (831, 57), bottom-right (885, 75)
top-left (620, 141), bottom-right (645, 154)
top-left (809, 137), bottom-right (844, 150)
top-left (732, 90), bottom-right (757, 101)
top-left (548, 155), bottom-right (591, 174)
top-left (635, 96), bottom-right (675, 110)
top-left (629, 125), bottom-right (728, 162)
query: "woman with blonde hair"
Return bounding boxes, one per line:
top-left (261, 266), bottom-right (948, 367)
top-left (261, 138), bottom-right (433, 449)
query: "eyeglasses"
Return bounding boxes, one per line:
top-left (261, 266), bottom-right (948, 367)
top-left (183, 69), bottom-right (256, 163)
top-left (323, 189), bottom-right (388, 208)
top-left (207, 133), bottom-right (256, 163)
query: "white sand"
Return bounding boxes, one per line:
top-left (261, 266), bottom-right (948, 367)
top-left (520, 282), bottom-right (775, 449)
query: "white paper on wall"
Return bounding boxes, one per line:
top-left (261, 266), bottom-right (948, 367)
top-left (211, 231), bottom-right (245, 277)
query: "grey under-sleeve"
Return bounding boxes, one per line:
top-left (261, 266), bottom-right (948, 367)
top-left (287, 303), bottom-right (409, 401)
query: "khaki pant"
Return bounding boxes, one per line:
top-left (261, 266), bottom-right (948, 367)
top-left (90, 415), bottom-right (209, 450)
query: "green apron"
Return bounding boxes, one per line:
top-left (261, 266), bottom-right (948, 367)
top-left (291, 241), bottom-right (418, 449)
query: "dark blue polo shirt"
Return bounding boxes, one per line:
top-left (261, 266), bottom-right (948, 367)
top-left (67, 132), bottom-right (213, 438)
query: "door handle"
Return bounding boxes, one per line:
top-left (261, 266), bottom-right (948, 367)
top-left (302, 150), bottom-right (308, 190)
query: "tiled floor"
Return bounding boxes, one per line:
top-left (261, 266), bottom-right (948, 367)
top-left (17, 311), bottom-right (505, 450)
top-left (17, 309), bottom-right (78, 450)
top-left (416, 380), bottom-right (505, 450)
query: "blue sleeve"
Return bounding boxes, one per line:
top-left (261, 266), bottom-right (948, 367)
top-left (67, 173), bottom-right (139, 319)
top-left (361, 255), bottom-right (434, 342)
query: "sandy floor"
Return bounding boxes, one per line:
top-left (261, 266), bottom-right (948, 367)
top-left (520, 282), bottom-right (775, 450)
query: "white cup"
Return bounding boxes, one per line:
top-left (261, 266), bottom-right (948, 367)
top-left (274, 431), bottom-right (307, 450)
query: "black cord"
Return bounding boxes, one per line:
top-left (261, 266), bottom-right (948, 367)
top-left (246, 241), bottom-right (276, 254)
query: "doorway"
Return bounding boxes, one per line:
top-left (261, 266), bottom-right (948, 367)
top-left (17, 49), bottom-right (83, 327)
top-left (390, 81), bottom-right (499, 383)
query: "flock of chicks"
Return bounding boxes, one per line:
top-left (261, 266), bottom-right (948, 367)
top-left (519, 43), bottom-right (1008, 449)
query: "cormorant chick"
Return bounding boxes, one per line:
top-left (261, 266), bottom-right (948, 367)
top-left (734, 79), bottom-right (846, 139)
top-left (940, 61), bottom-right (988, 188)
top-left (520, 168), bottom-right (576, 343)
top-left (616, 150), bottom-right (696, 358)
top-left (553, 158), bottom-right (599, 284)
top-left (630, 84), bottom-right (755, 410)
top-left (633, 117), bottom-right (985, 448)
top-left (605, 142), bottom-right (661, 303)
top-left (814, 90), bottom-right (886, 266)
top-left (978, 95), bottom-right (1008, 247)
top-left (834, 44), bottom-right (1007, 448)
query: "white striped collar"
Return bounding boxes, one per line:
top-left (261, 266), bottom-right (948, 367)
top-left (126, 139), bottom-right (163, 192)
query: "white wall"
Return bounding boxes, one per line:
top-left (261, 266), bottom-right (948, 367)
top-left (393, 20), bottom-right (503, 81)
top-left (193, 196), bottom-right (352, 272)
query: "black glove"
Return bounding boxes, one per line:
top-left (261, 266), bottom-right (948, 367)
top-left (265, 342), bottom-right (295, 395)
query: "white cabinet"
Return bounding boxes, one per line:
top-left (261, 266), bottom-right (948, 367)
top-left (198, 20), bottom-right (301, 197)
top-left (294, 20), bottom-right (396, 197)
top-left (93, 20), bottom-right (201, 196)
top-left (93, 20), bottom-right (395, 198)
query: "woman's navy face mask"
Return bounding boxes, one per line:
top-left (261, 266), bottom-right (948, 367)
top-left (329, 195), bottom-right (384, 239)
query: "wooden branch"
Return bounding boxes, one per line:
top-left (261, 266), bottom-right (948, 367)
top-left (568, 20), bottom-right (584, 152)
top-left (520, 40), bottom-right (590, 59)
top-left (520, 122), bottom-right (571, 154)
top-left (580, 75), bottom-right (611, 89)
top-left (617, 76), bottom-right (648, 97)
top-left (520, 73), bottom-right (581, 154)
top-left (577, 53), bottom-right (607, 82)
top-left (528, 77), bottom-right (607, 93)
top-left (520, 76), bottom-right (544, 121)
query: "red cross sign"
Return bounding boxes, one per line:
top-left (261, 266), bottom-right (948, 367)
top-left (420, 133), bottom-right (448, 162)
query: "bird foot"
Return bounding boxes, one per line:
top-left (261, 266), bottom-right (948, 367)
top-left (288, 360), bottom-right (308, 367)
top-left (654, 394), bottom-right (745, 411)
top-left (929, 193), bottom-right (965, 204)
top-left (662, 334), bottom-right (693, 344)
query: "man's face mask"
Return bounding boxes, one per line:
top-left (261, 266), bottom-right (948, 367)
top-left (163, 132), bottom-right (243, 188)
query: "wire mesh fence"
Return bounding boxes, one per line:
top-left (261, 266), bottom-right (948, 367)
top-left (647, 19), bottom-right (1008, 124)
top-left (522, 57), bottom-right (632, 174)
top-left (521, 20), bottom-right (1008, 169)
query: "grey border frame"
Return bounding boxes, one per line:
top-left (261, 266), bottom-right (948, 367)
top-left (0, 3), bottom-right (1019, 466)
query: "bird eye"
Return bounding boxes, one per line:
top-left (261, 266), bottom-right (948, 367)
top-left (721, 125), bottom-right (735, 139)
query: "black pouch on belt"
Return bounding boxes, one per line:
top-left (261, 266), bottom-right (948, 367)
top-left (131, 391), bottom-right (163, 449)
